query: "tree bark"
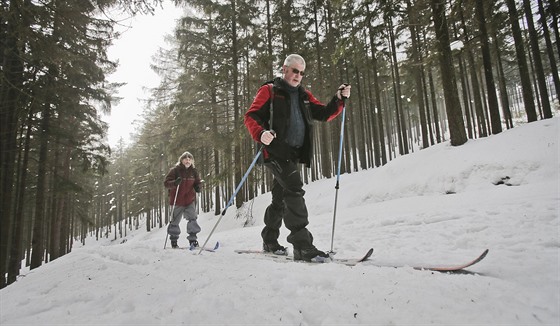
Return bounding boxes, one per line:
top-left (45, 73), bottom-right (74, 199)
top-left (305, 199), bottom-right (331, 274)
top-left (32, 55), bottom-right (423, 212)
top-left (30, 100), bottom-right (52, 270)
top-left (537, 0), bottom-right (560, 103)
top-left (0, 0), bottom-right (30, 288)
top-left (522, 0), bottom-right (552, 119)
top-left (430, 0), bottom-right (467, 146)
top-left (406, 0), bottom-right (429, 149)
top-left (475, 0), bottom-right (502, 134)
top-left (505, 0), bottom-right (538, 122)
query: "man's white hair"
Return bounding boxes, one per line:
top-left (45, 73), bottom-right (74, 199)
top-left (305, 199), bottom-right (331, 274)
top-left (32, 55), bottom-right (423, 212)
top-left (283, 54), bottom-right (306, 70)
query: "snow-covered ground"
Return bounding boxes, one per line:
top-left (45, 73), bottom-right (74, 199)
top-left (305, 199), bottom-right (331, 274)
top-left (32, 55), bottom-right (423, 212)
top-left (1, 118), bottom-right (559, 325)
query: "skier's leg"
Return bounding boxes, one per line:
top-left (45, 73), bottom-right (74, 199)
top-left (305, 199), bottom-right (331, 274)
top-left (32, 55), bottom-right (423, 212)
top-left (261, 177), bottom-right (285, 245)
top-left (167, 206), bottom-right (186, 245)
top-left (265, 159), bottom-right (313, 249)
top-left (184, 202), bottom-right (201, 243)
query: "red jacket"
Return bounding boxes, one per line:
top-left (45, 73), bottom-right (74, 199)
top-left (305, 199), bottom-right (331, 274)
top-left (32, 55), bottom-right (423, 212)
top-left (164, 164), bottom-right (201, 206)
top-left (244, 78), bottom-right (344, 167)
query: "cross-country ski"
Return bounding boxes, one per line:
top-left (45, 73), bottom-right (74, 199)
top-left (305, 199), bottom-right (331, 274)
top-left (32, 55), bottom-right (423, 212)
top-left (235, 248), bottom-right (373, 266)
top-left (368, 249), bottom-right (489, 273)
top-left (165, 241), bottom-right (220, 252)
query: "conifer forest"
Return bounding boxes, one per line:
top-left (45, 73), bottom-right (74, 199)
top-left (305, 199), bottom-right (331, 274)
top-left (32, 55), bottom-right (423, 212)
top-left (1, 0), bottom-right (558, 288)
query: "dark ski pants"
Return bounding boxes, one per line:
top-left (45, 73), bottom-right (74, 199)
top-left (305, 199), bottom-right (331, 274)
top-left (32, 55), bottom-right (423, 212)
top-left (167, 203), bottom-right (200, 242)
top-left (261, 159), bottom-right (315, 249)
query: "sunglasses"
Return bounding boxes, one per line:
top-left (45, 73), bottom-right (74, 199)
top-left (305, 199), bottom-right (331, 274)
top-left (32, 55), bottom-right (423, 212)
top-left (290, 67), bottom-right (305, 76)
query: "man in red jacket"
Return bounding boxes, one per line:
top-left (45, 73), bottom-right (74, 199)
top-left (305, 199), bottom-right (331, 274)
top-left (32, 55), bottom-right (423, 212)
top-left (164, 151), bottom-right (203, 249)
top-left (244, 54), bottom-right (351, 262)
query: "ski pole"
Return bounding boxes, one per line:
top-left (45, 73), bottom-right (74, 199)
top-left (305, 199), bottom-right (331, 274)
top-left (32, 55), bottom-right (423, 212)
top-left (330, 86), bottom-right (348, 253)
top-left (195, 193), bottom-right (199, 214)
top-left (195, 180), bottom-right (204, 215)
top-left (164, 179), bottom-right (181, 249)
top-left (198, 147), bottom-right (263, 254)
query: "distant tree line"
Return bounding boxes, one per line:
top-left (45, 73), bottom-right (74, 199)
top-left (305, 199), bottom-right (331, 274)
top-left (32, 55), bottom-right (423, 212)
top-left (1, 0), bottom-right (557, 288)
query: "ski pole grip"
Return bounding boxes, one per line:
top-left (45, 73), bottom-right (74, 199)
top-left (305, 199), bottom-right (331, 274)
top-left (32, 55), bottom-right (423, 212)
top-left (338, 83), bottom-right (349, 100)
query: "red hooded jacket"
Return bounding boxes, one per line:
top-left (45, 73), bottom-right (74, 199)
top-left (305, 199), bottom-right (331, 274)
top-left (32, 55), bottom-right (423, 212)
top-left (164, 163), bottom-right (201, 206)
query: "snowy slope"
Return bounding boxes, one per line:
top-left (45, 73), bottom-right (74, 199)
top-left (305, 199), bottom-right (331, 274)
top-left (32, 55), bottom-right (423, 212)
top-left (1, 118), bottom-right (559, 325)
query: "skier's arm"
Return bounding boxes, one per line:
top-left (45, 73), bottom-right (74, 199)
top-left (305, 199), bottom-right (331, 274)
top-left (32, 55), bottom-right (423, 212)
top-left (245, 85), bottom-right (272, 143)
top-left (308, 84), bottom-right (351, 122)
top-left (193, 169), bottom-right (203, 193)
top-left (163, 167), bottom-right (179, 189)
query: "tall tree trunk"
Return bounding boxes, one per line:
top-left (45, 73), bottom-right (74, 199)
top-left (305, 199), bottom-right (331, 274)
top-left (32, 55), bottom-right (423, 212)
top-left (49, 141), bottom-right (62, 261)
top-left (505, 0), bottom-right (538, 122)
top-left (211, 87), bottom-right (221, 216)
top-left (325, 1), bottom-right (342, 175)
top-left (7, 108), bottom-right (34, 285)
top-left (550, 0), bottom-right (560, 58)
top-left (522, 0), bottom-right (552, 119)
top-left (458, 54), bottom-right (475, 139)
top-left (483, 6), bottom-right (514, 129)
top-left (475, 0), bottom-right (502, 134)
top-left (406, 0), bottom-right (429, 149)
top-left (340, 61), bottom-right (352, 174)
top-left (365, 58), bottom-right (380, 166)
top-left (312, 0), bottom-right (333, 178)
top-left (60, 192), bottom-right (71, 258)
top-left (458, 5), bottom-right (488, 137)
top-left (0, 0), bottom-right (30, 288)
top-left (427, 68), bottom-right (442, 143)
top-left (365, 3), bottom-right (386, 166)
top-left (354, 67), bottom-right (368, 169)
top-left (30, 100), bottom-right (52, 270)
top-left (430, 0), bottom-right (467, 146)
top-left (420, 67), bottom-right (436, 146)
top-left (265, 0), bottom-right (274, 80)
top-left (537, 0), bottom-right (560, 103)
top-left (230, 0), bottom-right (244, 208)
top-left (387, 16), bottom-right (408, 155)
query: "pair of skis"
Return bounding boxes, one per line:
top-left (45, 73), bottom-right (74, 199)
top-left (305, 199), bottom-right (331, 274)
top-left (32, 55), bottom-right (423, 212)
top-left (235, 248), bottom-right (489, 273)
top-left (170, 242), bottom-right (489, 272)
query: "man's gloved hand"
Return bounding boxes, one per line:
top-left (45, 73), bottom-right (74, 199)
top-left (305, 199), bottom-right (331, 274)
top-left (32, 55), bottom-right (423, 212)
top-left (337, 84), bottom-right (351, 100)
top-left (194, 180), bottom-right (204, 193)
top-left (174, 177), bottom-right (181, 186)
top-left (260, 130), bottom-right (276, 145)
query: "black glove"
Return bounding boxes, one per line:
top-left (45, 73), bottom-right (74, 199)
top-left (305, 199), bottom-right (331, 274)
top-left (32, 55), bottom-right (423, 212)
top-left (174, 177), bottom-right (181, 186)
top-left (194, 184), bottom-right (201, 193)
